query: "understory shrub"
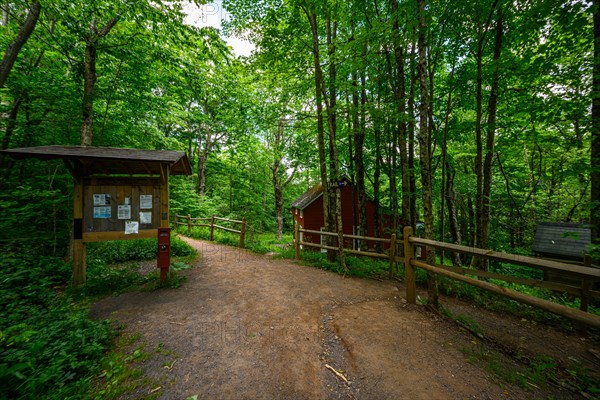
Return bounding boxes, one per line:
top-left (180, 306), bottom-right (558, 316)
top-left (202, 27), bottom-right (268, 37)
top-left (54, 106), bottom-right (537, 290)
top-left (87, 236), bottom-right (196, 264)
top-left (0, 256), bottom-right (113, 399)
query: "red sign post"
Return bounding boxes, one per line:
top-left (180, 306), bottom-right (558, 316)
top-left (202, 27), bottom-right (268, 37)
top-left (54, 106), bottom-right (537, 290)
top-left (157, 227), bottom-right (171, 283)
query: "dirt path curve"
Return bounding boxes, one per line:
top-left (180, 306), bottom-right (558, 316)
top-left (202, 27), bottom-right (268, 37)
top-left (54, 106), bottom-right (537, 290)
top-left (92, 237), bottom-right (526, 399)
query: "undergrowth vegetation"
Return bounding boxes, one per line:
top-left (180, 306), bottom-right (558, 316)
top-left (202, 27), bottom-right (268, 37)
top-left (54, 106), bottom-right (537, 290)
top-left (0, 237), bottom-right (196, 399)
top-left (176, 225), bottom-right (294, 255)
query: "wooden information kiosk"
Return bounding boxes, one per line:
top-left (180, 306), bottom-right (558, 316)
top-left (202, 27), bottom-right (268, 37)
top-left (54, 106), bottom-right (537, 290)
top-left (1, 146), bottom-right (192, 285)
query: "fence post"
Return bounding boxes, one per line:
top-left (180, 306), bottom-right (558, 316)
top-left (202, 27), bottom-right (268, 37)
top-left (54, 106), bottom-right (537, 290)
top-left (295, 223), bottom-right (300, 260)
top-left (389, 233), bottom-right (396, 280)
top-left (581, 255), bottom-right (592, 312)
top-left (210, 214), bottom-right (215, 241)
top-left (404, 226), bottom-right (416, 304)
top-left (239, 218), bottom-right (246, 248)
top-left (187, 214), bottom-right (191, 234)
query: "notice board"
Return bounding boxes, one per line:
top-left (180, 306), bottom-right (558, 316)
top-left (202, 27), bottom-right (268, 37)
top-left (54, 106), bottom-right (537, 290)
top-left (83, 177), bottom-right (161, 236)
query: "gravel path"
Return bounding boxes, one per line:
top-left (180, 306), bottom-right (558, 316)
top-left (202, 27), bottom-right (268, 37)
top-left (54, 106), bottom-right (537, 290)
top-left (91, 237), bottom-right (545, 399)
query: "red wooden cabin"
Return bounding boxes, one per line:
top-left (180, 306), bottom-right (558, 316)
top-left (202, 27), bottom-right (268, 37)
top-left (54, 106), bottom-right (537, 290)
top-left (291, 179), bottom-right (397, 250)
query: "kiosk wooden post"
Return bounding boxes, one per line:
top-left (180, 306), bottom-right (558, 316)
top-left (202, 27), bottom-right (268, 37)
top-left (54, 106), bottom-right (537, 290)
top-left (159, 163), bottom-right (170, 283)
top-left (73, 176), bottom-right (86, 285)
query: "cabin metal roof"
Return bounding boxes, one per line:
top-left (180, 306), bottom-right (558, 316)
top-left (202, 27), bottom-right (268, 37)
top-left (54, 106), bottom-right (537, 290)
top-left (291, 178), bottom-right (377, 211)
top-left (291, 183), bottom-right (324, 210)
top-left (531, 222), bottom-right (591, 260)
top-left (0, 145), bottom-right (192, 176)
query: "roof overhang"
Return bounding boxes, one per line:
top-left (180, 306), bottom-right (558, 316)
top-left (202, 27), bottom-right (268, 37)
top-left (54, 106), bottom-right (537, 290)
top-left (0, 145), bottom-right (192, 177)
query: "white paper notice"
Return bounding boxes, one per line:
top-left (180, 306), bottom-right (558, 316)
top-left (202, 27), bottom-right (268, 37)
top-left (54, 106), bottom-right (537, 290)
top-left (93, 206), bottom-right (111, 219)
top-left (139, 211), bottom-right (152, 224)
top-left (118, 205), bottom-right (131, 220)
top-left (140, 195), bottom-right (153, 209)
top-left (93, 194), bottom-right (110, 206)
top-left (125, 221), bottom-right (139, 234)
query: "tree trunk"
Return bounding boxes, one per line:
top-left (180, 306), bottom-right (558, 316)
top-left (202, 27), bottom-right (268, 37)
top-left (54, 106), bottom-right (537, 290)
top-left (374, 118), bottom-right (382, 252)
top-left (353, 73), bottom-right (367, 250)
top-left (81, 43), bottom-right (97, 146)
top-left (474, 41), bottom-right (484, 256)
top-left (80, 17), bottom-right (119, 147)
top-left (391, 0), bottom-right (410, 230)
top-left (1, 97), bottom-right (22, 151)
top-left (416, 0), bottom-right (438, 307)
top-left (197, 149), bottom-right (208, 195)
top-left (0, 0), bottom-right (40, 88)
top-left (408, 43), bottom-right (418, 229)
top-left (271, 119), bottom-right (294, 241)
top-left (440, 65), bottom-right (455, 264)
top-left (592, 0), bottom-right (600, 244)
top-left (446, 164), bottom-right (462, 267)
top-left (478, 7), bottom-right (504, 269)
top-left (325, 18), bottom-right (345, 269)
top-left (273, 178), bottom-right (284, 240)
top-left (387, 123), bottom-right (399, 233)
top-left (304, 9), bottom-right (330, 243)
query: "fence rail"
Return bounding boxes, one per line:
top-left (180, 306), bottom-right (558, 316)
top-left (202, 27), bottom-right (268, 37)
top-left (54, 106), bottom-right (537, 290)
top-left (402, 226), bottom-right (600, 329)
top-left (294, 225), bottom-right (402, 279)
top-left (293, 224), bottom-right (600, 328)
top-left (174, 214), bottom-right (246, 248)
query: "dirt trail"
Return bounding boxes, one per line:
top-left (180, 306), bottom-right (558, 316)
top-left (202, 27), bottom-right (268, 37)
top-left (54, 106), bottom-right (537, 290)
top-left (92, 237), bottom-right (590, 399)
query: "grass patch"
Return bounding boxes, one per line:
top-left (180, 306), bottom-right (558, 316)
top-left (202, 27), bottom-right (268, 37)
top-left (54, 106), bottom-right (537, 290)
top-left (461, 344), bottom-right (599, 396)
top-left (92, 333), bottom-right (152, 399)
top-left (281, 248), bottom-right (391, 278)
top-left (176, 225), bottom-right (295, 255)
top-left (440, 305), bottom-right (485, 338)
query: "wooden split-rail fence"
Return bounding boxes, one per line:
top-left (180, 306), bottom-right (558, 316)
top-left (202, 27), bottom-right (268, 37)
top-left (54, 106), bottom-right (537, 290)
top-left (294, 224), bottom-right (600, 329)
top-left (174, 214), bottom-right (246, 248)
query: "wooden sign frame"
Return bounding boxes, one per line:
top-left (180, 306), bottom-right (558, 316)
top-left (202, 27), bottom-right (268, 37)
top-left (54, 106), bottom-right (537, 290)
top-left (0, 146), bottom-right (191, 285)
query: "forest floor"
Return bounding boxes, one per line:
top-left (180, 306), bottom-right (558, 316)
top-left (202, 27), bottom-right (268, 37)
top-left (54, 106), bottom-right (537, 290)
top-left (91, 237), bottom-right (600, 399)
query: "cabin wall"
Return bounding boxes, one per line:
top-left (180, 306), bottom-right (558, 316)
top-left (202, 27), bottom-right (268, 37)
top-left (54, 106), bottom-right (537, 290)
top-left (292, 186), bottom-right (400, 250)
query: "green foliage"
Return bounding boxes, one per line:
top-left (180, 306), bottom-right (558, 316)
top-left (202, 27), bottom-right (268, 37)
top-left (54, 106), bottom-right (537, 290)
top-left (170, 178), bottom-right (222, 219)
top-left (290, 250), bottom-right (390, 278)
top-left (463, 343), bottom-right (598, 397)
top-left (244, 232), bottom-right (294, 254)
top-left (0, 174), bottom-right (72, 257)
top-left (71, 260), bottom-right (150, 299)
top-left (91, 333), bottom-right (175, 400)
top-left (441, 306), bottom-right (485, 338)
top-left (87, 237), bottom-right (196, 264)
top-left (0, 230), bottom-right (196, 399)
top-left (77, 237), bottom-right (196, 298)
top-left (0, 256), bottom-right (114, 399)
